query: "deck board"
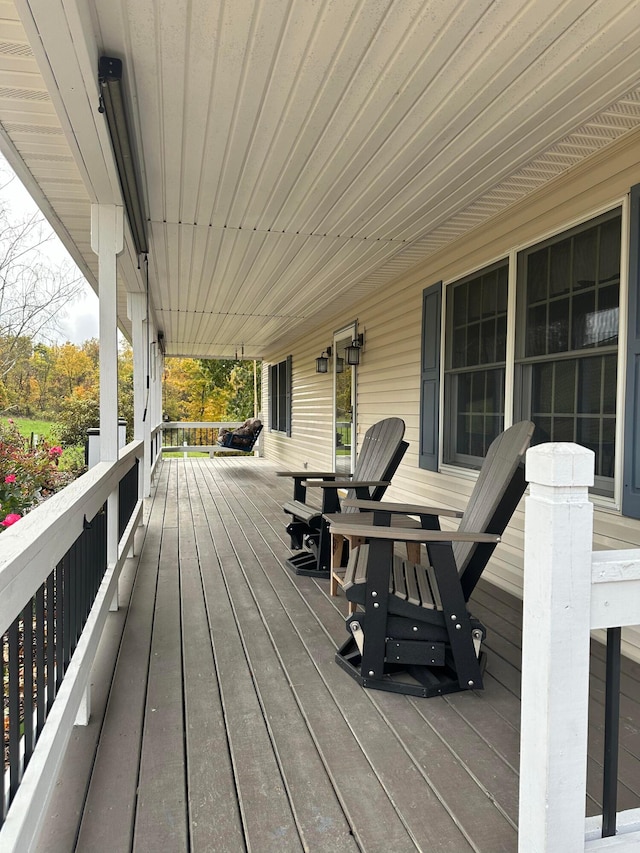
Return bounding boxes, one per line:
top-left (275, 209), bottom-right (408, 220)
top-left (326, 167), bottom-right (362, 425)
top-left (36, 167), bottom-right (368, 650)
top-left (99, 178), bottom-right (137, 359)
top-left (190, 467), bottom-right (304, 853)
top-left (179, 467), bottom-right (246, 852)
top-left (133, 464), bottom-right (188, 851)
top-left (35, 457), bottom-right (640, 852)
top-left (73, 463), bottom-right (169, 852)
top-left (195, 460), bottom-right (418, 852)
top-left (188, 514), bottom-right (359, 852)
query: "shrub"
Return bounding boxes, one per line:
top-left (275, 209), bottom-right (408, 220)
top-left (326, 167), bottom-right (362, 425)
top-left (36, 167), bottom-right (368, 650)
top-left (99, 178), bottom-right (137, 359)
top-left (0, 418), bottom-right (72, 531)
top-left (58, 443), bottom-right (87, 477)
top-left (54, 395), bottom-right (99, 447)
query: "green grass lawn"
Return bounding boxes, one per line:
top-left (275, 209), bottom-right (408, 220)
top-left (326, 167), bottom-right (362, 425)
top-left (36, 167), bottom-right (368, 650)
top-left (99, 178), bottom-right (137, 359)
top-left (12, 417), bottom-right (58, 442)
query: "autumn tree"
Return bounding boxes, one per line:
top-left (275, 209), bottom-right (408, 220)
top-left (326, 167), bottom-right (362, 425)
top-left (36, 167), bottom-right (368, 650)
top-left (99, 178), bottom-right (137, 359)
top-left (162, 357), bottom-right (228, 421)
top-left (0, 335), bottom-right (33, 412)
top-left (30, 343), bottom-right (56, 410)
top-left (54, 341), bottom-right (133, 445)
top-left (0, 174), bottom-right (84, 379)
top-left (118, 341), bottom-right (134, 440)
top-left (196, 358), bottom-right (261, 420)
top-left (227, 360), bottom-right (261, 420)
top-left (53, 343), bottom-right (95, 397)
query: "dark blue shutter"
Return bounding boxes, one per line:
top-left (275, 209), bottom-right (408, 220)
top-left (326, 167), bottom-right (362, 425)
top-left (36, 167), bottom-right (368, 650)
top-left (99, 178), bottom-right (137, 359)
top-left (623, 184), bottom-right (640, 517)
top-left (419, 282), bottom-right (442, 471)
top-left (286, 354), bottom-right (292, 437)
top-left (269, 364), bottom-right (276, 431)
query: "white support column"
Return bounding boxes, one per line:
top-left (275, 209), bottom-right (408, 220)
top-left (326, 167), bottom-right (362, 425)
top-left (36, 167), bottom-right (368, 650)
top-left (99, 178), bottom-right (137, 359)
top-left (518, 443), bottom-right (595, 853)
top-left (152, 343), bottom-right (163, 469)
top-left (91, 204), bottom-right (124, 628)
top-left (155, 347), bottom-right (163, 433)
top-left (128, 291), bottom-right (151, 497)
top-left (91, 204), bottom-right (123, 463)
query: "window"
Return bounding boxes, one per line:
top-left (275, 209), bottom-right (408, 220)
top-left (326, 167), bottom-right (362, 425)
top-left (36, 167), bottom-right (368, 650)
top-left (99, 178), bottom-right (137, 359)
top-left (444, 261), bottom-right (508, 466)
top-left (515, 210), bottom-right (620, 496)
top-left (269, 356), bottom-right (291, 435)
top-left (433, 207), bottom-right (622, 497)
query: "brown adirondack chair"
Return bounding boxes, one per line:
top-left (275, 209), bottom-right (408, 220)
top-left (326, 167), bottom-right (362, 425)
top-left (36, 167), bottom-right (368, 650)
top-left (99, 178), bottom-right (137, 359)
top-left (326, 420), bottom-right (535, 697)
top-left (277, 417), bottom-right (408, 577)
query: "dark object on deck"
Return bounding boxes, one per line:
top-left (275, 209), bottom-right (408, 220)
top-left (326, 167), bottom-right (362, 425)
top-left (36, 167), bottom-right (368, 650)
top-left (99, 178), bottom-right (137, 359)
top-left (277, 418), bottom-right (407, 577)
top-left (217, 418), bottom-right (263, 452)
top-left (330, 420), bottom-right (535, 697)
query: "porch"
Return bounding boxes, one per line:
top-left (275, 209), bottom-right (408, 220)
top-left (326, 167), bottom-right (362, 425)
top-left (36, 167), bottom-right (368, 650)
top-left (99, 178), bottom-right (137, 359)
top-left (33, 457), bottom-right (640, 853)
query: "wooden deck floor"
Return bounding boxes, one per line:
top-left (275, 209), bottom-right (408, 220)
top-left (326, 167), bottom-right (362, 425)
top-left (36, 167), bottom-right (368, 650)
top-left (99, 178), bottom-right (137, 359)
top-left (36, 457), bottom-right (640, 853)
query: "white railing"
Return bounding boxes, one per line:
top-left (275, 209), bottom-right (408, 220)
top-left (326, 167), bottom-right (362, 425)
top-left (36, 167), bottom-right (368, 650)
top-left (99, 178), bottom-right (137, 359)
top-left (519, 443), bottom-right (640, 852)
top-left (0, 440), bottom-right (145, 852)
top-left (150, 423), bottom-right (163, 473)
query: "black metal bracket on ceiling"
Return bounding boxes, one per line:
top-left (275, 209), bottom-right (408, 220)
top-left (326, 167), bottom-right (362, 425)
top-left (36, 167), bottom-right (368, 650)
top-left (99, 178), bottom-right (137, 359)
top-left (98, 55), bottom-right (148, 257)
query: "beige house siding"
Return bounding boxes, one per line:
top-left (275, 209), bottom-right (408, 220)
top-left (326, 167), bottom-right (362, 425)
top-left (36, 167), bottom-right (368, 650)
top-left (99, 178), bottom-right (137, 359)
top-left (263, 329), bottom-right (336, 472)
top-left (264, 128), bottom-right (640, 660)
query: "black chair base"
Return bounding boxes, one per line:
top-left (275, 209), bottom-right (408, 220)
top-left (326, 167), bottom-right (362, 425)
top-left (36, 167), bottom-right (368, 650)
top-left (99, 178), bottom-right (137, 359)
top-left (335, 635), bottom-right (487, 698)
top-left (286, 551), bottom-right (330, 578)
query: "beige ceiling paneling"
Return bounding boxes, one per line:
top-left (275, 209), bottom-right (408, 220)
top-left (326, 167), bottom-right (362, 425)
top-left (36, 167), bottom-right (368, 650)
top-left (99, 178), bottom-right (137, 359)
top-left (3, 0), bottom-right (640, 357)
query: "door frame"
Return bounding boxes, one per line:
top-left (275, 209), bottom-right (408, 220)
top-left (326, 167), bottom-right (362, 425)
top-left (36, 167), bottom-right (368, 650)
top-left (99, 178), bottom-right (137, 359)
top-left (333, 322), bottom-right (357, 474)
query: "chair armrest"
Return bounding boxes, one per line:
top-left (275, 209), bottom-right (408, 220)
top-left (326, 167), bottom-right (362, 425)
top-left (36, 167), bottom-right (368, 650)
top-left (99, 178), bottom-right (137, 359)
top-left (342, 499), bottom-right (463, 519)
top-left (323, 511), bottom-right (422, 530)
top-left (276, 471), bottom-right (337, 479)
top-left (304, 479), bottom-right (390, 489)
top-left (322, 519), bottom-right (500, 544)
top-left (277, 470), bottom-right (338, 503)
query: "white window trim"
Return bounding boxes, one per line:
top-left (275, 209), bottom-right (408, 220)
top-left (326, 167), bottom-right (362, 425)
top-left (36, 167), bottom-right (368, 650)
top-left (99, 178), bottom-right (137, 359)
top-left (436, 196), bottom-right (628, 511)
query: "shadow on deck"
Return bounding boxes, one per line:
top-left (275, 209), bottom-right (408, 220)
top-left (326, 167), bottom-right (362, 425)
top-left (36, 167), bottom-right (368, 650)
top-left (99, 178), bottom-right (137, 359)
top-left (37, 458), bottom-right (640, 853)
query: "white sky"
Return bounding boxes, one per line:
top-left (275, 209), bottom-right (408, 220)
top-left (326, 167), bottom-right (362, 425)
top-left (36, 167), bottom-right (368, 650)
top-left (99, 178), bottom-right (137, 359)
top-left (0, 153), bottom-right (99, 345)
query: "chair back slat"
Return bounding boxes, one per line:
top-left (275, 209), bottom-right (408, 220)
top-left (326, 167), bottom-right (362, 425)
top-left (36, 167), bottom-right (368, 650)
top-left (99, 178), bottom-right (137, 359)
top-left (455, 421), bottom-right (535, 598)
top-left (344, 418), bottom-right (406, 509)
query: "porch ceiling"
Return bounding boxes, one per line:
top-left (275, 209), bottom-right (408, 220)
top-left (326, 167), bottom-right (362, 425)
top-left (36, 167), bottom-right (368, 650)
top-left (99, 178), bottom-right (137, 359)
top-left (2, 0), bottom-right (640, 357)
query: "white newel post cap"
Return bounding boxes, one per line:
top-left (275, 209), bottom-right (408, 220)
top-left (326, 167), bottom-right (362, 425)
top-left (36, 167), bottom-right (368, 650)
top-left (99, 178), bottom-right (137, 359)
top-left (525, 442), bottom-right (595, 489)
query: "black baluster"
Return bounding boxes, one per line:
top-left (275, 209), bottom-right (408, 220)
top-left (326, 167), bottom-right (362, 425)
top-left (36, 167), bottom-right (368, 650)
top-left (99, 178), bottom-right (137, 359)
top-left (8, 617), bottom-right (20, 802)
top-left (22, 600), bottom-right (34, 769)
top-left (46, 572), bottom-right (55, 710)
top-left (35, 584), bottom-right (45, 736)
top-left (55, 560), bottom-right (63, 689)
top-left (602, 626), bottom-right (621, 838)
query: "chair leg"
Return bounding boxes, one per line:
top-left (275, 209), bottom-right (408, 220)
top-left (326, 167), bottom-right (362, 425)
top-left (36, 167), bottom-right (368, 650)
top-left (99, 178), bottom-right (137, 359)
top-left (345, 535), bottom-right (364, 615)
top-left (330, 572), bottom-right (340, 598)
top-left (330, 532), bottom-right (360, 616)
top-left (330, 533), bottom-right (345, 596)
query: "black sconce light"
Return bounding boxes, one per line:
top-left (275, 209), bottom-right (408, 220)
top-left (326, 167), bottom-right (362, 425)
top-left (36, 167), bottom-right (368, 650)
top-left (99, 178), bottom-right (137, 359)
top-left (335, 356), bottom-right (344, 374)
top-left (316, 346), bottom-right (332, 373)
top-left (345, 332), bottom-right (364, 366)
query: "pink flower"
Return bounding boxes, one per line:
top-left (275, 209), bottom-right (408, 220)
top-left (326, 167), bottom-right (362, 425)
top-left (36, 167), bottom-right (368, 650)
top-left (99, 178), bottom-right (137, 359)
top-left (1, 513), bottom-right (21, 527)
top-left (7, 418), bottom-right (14, 424)
top-left (48, 446), bottom-right (63, 458)
top-left (4, 474), bottom-right (16, 484)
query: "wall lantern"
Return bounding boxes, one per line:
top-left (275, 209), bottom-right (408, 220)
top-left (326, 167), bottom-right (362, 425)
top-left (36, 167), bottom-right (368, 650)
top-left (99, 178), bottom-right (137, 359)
top-left (316, 346), bottom-right (332, 373)
top-left (345, 333), bottom-right (364, 366)
top-left (335, 356), bottom-right (344, 374)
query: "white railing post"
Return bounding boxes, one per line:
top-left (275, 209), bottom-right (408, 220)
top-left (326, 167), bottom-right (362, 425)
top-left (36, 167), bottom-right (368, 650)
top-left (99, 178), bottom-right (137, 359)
top-left (128, 291), bottom-right (151, 498)
top-left (255, 411), bottom-right (264, 457)
top-left (519, 442), bottom-right (595, 853)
